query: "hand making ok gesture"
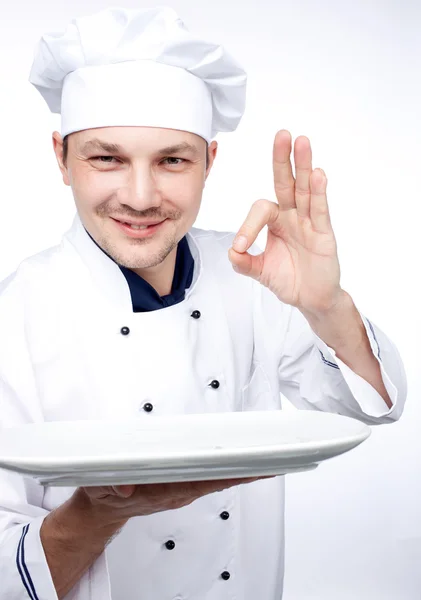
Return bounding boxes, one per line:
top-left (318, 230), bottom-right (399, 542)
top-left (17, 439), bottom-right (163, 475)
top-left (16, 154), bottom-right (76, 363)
top-left (229, 130), bottom-right (343, 316)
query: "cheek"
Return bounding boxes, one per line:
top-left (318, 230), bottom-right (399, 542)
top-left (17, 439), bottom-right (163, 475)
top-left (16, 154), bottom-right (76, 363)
top-left (71, 171), bottom-right (120, 208)
top-left (162, 172), bottom-right (204, 212)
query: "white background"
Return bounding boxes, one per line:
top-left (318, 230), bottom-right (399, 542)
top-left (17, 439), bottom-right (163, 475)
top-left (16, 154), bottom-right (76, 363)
top-left (0, 1), bottom-right (420, 598)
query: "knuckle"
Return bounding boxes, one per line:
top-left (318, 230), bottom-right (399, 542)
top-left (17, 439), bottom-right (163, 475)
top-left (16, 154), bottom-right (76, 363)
top-left (253, 198), bottom-right (271, 213)
top-left (254, 199), bottom-right (277, 217)
top-left (275, 183), bottom-right (293, 196)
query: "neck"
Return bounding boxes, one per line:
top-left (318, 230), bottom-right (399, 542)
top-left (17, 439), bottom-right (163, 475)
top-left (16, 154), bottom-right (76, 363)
top-left (131, 246), bottom-right (178, 296)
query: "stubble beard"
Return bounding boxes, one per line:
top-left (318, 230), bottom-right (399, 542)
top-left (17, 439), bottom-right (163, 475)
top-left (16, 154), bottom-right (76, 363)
top-left (98, 229), bottom-right (179, 270)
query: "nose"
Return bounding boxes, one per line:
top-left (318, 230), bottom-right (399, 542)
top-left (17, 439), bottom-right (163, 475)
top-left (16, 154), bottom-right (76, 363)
top-left (118, 163), bottom-right (162, 211)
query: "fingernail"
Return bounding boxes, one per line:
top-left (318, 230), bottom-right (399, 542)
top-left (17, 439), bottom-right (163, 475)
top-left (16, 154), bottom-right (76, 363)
top-left (233, 235), bottom-right (248, 252)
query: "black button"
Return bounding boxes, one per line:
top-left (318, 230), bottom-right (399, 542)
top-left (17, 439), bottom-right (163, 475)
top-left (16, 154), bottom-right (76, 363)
top-left (210, 380), bottom-right (220, 389)
top-left (143, 403), bottom-right (154, 413)
top-left (220, 511), bottom-right (230, 520)
top-left (165, 540), bottom-right (175, 550)
top-left (191, 310), bottom-right (201, 319)
top-left (221, 571), bottom-right (231, 580)
top-left (120, 326), bottom-right (130, 336)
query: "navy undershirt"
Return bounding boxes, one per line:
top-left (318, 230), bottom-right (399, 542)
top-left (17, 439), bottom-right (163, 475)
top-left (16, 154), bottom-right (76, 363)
top-left (85, 228), bottom-right (194, 313)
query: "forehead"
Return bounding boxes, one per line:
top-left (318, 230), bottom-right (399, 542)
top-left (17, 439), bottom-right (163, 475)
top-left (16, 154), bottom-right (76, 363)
top-left (69, 126), bottom-right (206, 155)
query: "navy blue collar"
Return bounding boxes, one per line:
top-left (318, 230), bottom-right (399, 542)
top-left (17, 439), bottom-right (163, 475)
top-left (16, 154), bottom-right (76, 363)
top-left (84, 229), bottom-right (194, 312)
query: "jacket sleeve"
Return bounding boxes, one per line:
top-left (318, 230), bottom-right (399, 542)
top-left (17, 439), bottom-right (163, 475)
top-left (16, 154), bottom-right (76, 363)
top-left (277, 303), bottom-right (407, 425)
top-left (0, 376), bottom-right (59, 600)
top-left (0, 374), bottom-right (111, 600)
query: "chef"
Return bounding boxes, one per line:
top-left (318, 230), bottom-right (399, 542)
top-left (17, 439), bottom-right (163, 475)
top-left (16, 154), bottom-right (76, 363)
top-left (0, 6), bottom-right (407, 600)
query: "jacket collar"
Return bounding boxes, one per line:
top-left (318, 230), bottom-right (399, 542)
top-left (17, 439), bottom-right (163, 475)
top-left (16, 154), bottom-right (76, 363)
top-left (62, 212), bottom-right (202, 311)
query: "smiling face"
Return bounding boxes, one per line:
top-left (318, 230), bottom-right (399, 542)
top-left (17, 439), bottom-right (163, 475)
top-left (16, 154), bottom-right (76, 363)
top-left (53, 126), bottom-right (217, 278)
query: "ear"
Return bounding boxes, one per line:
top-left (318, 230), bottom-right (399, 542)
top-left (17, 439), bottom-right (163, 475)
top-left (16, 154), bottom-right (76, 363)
top-left (52, 131), bottom-right (70, 186)
top-left (204, 140), bottom-right (218, 184)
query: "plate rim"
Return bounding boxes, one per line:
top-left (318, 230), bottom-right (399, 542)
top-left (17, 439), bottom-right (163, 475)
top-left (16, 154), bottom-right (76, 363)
top-left (0, 429), bottom-right (370, 473)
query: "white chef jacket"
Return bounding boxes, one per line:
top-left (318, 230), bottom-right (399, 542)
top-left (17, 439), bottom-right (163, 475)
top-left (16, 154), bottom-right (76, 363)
top-left (0, 213), bottom-right (407, 600)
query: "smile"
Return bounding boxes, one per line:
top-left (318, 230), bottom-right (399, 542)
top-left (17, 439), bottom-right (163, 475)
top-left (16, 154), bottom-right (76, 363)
top-left (111, 218), bottom-right (166, 239)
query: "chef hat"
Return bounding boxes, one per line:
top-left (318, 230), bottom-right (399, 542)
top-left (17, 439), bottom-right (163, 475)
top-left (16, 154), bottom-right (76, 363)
top-left (28, 6), bottom-right (247, 143)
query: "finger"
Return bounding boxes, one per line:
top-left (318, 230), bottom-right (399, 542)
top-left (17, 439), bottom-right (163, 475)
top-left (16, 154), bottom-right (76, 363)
top-left (213, 476), bottom-right (264, 492)
top-left (309, 169), bottom-right (331, 233)
top-left (228, 247), bottom-right (264, 281)
top-left (293, 136), bottom-right (312, 220)
top-left (231, 199), bottom-right (278, 254)
top-left (112, 484), bottom-right (136, 498)
top-left (273, 130), bottom-right (295, 211)
top-left (187, 479), bottom-right (231, 497)
top-left (82, 486), bottom-right (112, 500)
top-left (188, 477), bottom-right (258, 498)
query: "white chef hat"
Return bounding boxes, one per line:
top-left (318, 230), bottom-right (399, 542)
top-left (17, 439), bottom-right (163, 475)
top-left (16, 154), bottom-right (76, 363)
top-left (28, 6), bottom-right (247, 143)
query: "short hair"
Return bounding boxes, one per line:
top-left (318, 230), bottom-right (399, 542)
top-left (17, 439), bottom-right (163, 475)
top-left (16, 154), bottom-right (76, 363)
top-left (62, 135), bottom-right (209, 168)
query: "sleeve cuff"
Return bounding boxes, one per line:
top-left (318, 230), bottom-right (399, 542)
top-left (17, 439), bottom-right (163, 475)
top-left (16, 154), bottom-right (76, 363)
top-left (312, 312), bottom-right (399, 419)
top-left (13, 516), bottom-right (112, 600)
top-left (17, 516), bottom-right (58, 600)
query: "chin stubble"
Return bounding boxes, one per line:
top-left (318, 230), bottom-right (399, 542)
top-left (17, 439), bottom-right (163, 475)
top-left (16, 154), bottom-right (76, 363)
top-left (101, 234), bottom-right (179, 269)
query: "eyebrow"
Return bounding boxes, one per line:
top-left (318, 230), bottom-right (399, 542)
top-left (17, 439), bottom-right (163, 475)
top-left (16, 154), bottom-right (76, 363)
top-left (80, 139), bottom-right (122, 154)
top-left (79, 139), bottom-right (200, 157)
top-left (156, 142), bottom-right (200, 157)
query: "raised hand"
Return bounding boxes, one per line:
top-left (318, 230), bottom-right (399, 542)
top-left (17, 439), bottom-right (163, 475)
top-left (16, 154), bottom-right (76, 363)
top-left (228, 130), bottom-right (343, 315)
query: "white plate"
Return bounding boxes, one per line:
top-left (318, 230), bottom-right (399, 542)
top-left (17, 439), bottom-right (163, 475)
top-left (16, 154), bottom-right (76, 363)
top-left (0, 410), bottom-right (370, 487)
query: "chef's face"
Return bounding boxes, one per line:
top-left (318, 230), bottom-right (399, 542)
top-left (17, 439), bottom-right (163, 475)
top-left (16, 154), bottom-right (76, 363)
top-left (53, 126), bottom-right (217, 270)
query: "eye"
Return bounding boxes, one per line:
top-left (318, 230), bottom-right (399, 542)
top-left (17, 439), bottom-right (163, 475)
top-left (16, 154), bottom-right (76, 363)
top-left (162, 157), bottom-right (186, 166)
top-left (92, 156), bottom-right (117, 163)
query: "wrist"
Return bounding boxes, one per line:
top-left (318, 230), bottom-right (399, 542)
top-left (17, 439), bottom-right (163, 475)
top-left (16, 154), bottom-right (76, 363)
top-left (41, 489), bottom-right (127, 555)
top-left (299, 288), bottom-right (352, 323)
top-left (301, 290), bottom-right (366, 356)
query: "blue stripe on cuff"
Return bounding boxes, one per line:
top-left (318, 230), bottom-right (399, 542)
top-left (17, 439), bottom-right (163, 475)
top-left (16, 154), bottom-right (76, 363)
top-left (17, 525), bottom-right (35, 599)
top-left (21, 524), bottom-right (40, 600)
top-left (16, 524), bottom-right (40, 600)
top-left (319, 349), bottom-right (340, 370)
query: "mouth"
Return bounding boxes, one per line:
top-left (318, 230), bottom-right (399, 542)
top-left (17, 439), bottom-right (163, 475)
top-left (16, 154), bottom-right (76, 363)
top-left (111, 217), bottom-right (167, 239)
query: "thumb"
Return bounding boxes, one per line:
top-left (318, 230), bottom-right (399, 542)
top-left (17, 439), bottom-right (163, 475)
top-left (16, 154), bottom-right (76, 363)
top-left (228, 247), bottom-right (263, 281)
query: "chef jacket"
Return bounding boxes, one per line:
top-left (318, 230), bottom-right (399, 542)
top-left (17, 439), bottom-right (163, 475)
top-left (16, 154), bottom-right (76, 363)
top-left (0, 213), bottom-right (407, 600)
top-left (85, 229), bottom-right (195, 312)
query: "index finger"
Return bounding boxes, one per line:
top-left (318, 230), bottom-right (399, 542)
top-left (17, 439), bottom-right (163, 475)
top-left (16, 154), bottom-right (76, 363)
top-left (232, 199), bottom-right (279, 254)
